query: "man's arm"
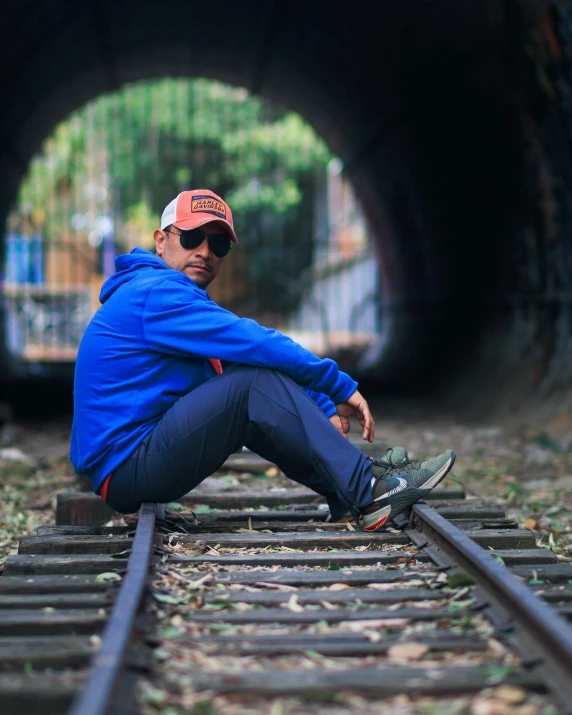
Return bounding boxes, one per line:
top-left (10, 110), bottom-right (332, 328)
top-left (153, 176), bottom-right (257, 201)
top-left (143, 279), bottom-right (358, 404)
top-left (304, 389), bottom-right (337, 417)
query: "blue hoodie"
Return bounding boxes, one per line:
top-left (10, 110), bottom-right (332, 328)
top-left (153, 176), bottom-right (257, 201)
top-left (70, 248), bottom-right (358, 492)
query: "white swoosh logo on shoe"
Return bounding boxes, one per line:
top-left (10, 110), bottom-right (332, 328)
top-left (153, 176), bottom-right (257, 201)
top-left (384, 477), bottom-right (408, 498)
top-left (385, 477), bottom-right (409, 497)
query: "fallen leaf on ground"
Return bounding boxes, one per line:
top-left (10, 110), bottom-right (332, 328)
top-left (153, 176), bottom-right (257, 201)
top-left (95, 572), bottom-right (122, 583)
top-left (470, 697), bottom-right (537, 715)
top-left (523, 518), bottom-right (538, 530)
top-left (284, 594), bottom-right (304, 613)
top-left (187, 574), bottom-right (214, 589)
top-left (344, 618), bottom-right (408, 631)
top-left (253, 581), bottom-right (296, 591)
top-left (387, 642), bottom-right (430, 660)
top-left (153, 592), bottom-right (184, 604)
top-left (448, 571), bottom-right (477, 587)
top-left (492, 685), bottom-right (526, 704)
top-left (319, 600), bottom-right (338, 610)
top-left (189, 539), bottom-right (209, 554)
top-left (233, 602), bottom-right (251, 611)
top-left (243, 585), bottom-right (267, 593)
top-left (367, 582), bottom-right (403, 591)
top-left (364, 630), bottom-right (382, 642)
top-left (487, 638), bottom-right (508, 657)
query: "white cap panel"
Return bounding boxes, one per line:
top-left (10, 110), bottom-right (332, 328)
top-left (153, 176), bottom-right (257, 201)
top-left (160, 196), bottom-right (179, 229)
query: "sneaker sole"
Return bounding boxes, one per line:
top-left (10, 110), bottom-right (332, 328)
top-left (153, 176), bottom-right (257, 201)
top-left (362, 505), bottom-right (391, 531)
top-left (363, 451), bottom-right (456, 532)
top-left (325, 511), bottom-right (355, 524)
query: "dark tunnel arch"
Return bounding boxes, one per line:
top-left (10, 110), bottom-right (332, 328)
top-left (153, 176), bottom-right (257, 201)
top-left (1, 0), bottom-right (571, 420)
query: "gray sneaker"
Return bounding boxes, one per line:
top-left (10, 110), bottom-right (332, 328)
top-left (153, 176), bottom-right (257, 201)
top-left (325, 447), bottom-right (410, 525)
top-left (361, 449), bottom-right (456, 532)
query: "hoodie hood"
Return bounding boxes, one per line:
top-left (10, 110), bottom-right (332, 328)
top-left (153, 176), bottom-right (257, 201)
top-left (100, 248), bottom-right (168, 303)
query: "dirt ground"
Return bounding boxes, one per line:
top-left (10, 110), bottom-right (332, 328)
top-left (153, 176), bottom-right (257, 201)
top-left (0, 408), bottom-right (571, 570)
top-left (0, 410), bottom-right (570, 714)
top-left (0, 417), bottom-right (76, 569)
top-left (370, 407), bottom-right (572, 562)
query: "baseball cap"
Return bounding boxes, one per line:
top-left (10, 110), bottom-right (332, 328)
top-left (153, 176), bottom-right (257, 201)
top-left (160, 189), bottom-right (238, 243)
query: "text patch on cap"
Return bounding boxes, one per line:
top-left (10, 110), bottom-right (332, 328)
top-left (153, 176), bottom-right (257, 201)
top-left (191, 196), bottom-right (227, 219)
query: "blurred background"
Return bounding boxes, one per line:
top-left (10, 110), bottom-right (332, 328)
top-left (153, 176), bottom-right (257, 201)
top-left (2, 0), bottom-right (572, 620)
top-left (4, 78), bottom-right (378, 375)
top-left (0, 0), bottom-right (571, 430)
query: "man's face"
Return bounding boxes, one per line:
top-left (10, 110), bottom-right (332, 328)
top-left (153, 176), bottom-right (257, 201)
top-left (153, 223), bottom-right (227, 289)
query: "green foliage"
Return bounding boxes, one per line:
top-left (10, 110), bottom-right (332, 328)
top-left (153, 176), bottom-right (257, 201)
top-left (503, 483), bottom-right (526, 500)
top-left (14, 77), bottom-right (333, 316)
top-left (189, 701), bottom-right (217, 715)
top-left (447, 571), bottom-right (476, 588)
top-left (530, 431), bottom-right (563, 453)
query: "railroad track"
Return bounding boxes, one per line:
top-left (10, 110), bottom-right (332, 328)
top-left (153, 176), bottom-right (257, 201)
top-left (2, 452), bottom-right (572, 714)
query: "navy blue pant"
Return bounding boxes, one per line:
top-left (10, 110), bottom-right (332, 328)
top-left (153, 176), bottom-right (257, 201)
top-left (106, 366), bottom-right (374, 518)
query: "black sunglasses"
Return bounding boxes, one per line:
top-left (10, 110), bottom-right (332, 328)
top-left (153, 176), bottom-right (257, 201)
top-left (165, 228), bottom-right (232, 257)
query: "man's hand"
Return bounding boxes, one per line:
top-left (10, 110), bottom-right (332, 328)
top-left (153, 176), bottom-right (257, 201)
top-left (329, 413), bottom-right (350, 438)
top-left (335, 389), bottom-right (375, 443)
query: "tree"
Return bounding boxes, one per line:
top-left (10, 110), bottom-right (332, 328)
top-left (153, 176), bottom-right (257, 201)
top-left (13, 78), bottom-right (333, 317)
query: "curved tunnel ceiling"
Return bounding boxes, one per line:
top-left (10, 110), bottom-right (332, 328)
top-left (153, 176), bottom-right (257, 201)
top-left (1, 0), bottom-right (570, 418)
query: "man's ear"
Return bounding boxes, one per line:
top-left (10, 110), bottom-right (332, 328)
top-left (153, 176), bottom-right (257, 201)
top-left (153, 229), bottom-right (166, 256)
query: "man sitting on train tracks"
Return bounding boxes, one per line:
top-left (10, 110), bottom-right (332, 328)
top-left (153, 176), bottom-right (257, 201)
top-left (70, 189), bottom-right (455, 531)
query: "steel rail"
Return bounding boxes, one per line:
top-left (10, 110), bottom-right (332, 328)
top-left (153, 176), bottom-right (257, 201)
top-left (412, 502), bottom-right (572, 708)
top-left (68, 502), bottom-right (157, 715)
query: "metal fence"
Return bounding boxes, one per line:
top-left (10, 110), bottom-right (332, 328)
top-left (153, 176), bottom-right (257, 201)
top-left (3, 78), bottom-right (380, 372)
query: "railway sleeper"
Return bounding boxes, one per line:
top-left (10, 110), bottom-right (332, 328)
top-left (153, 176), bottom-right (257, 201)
top-left (172, 632), bottom-right (490, 656)
top-left (0, 671), bottom-right (84, 715)
top-left (0, 609), bottom-right (106, 637)
top-left (186, 665), bottom-right (546, 697)
top-left (0, 635), bottom-right (96, 670)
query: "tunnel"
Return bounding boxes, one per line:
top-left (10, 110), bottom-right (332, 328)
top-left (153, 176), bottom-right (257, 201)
top-left (0, 0), bottom-right (571, 423)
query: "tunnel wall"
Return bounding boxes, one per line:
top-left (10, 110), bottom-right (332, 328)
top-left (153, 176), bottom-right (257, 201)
top-left (0, 0), bottom-right (571, 421)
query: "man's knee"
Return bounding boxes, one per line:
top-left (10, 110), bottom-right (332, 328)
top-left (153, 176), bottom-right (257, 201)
top-left (225, 365), bottom-right (302, 399)
top-left (227, 365), bottom-right (285, 384)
